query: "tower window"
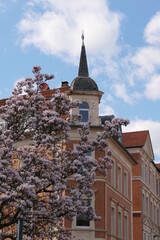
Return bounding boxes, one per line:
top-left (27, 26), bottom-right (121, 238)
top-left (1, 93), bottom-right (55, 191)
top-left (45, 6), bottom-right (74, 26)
top-left (79, 102), bottom-right (89, 123)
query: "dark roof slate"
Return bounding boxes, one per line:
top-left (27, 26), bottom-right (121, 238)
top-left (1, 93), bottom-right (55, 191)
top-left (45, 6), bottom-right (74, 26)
top-left (78, 45), bottom-right (89, 77)
top-left (70, 77), bottom-right (98, 91)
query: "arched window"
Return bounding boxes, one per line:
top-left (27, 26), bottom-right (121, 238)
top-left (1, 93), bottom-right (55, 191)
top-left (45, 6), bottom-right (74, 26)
top-left (79, 102), bottom-right (89, 123)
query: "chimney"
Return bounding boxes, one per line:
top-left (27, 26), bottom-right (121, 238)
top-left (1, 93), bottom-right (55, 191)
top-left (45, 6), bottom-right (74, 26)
top-left (61, 81), bottom-right (69, 88)
top-left (39, 82), bottom-right (49, 91)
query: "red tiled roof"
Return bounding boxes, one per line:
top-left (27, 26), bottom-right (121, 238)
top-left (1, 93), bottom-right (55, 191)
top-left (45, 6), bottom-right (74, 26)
top-left (122, 130), bottom-right (149, 148)
top-left (41, 87), bottom-right (70, 99)
top-left (0, 86), bottom-right (70, 107)
top-left (0, 98), bottom-right (7, 106)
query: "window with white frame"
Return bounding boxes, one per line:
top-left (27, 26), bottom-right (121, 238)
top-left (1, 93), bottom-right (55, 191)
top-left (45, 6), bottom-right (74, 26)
top-left (124, 171), bottom-right (128, 197)
top-left (111, 204), bottom-right (116, 236)
top-left (150, 170), bottom-right (153, 189)
top-left (141, 159), bottom-right (145, 179)
top-left (111, 160), bottom-right (115, 187)
top-left (151, 200), bottom-right (153, 221)
top-left (74, 144), bottom-right (95, 158)
top-left (142, 192), bottom-right (145, 215)
top-left (118, 209), bottom-right (122, 239)
top-left (153, 174), bottom-right (156, 192)
top-left (143, 231), bottom-right (149, 240)
top-left (143, 231), bottom-right (146, 240)
top-left (124, 213), bottom-right (128, 240)
top-left (157, 207), bottom-right (159, 226)
top-left (156, 177), bottom-right (159, 195)
top-left (79, 102), bottom-right (89, 123)
top-left (76, 199), bottom-right (91, 227)
top-left (154, 203), bottom-right (156, 223)
top-left (145, 163), bottom-right (148, 184)
top-left (146, 195), bottom-right (149, 217)
top-left (86, 150), bottom-right (92, 157)
top-left (117, 166), bottom-right (122, 192)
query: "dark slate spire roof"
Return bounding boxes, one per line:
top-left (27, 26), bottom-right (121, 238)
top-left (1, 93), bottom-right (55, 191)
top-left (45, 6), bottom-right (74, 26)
top-left (78, 34), bottom-right (89, 77)
top-left (70, 35), bottom-right (98, 91)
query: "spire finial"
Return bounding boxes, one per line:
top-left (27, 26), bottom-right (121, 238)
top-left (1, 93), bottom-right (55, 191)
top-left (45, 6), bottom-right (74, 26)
top-left (82, 31), bottom-right (84, 46)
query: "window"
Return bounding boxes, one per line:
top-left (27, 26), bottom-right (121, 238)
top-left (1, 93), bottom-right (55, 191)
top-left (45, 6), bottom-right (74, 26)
top-left (117, 166), bottom-right (122, 192)
top-left (154, 204), bottom-right (156, 223)
top-left (151, 200), bottom-right (153, 221)
top-left (146, 195), bottom-right (149, 217)
top-left (124, 172), bottom-right (128, 197)
top-left (153, 174), bottom-right (156, 192)
top-left (142, 193), bottom-right (145, 214)
top-left (145, 164), bottom-right (148, 184)
top-left (76, 199), bottom-right (91, 227)
top-left (124, 214), bottom-right (128, 240)
top-left (79, 102), bottom-right (89, 123)
top-left (111, 160), bottom-right (115, 187)
top-left (118, 126), bottom-right (122, 143)
top-left (118, 211), bottom-right (122, 239)
top-left (143, 231), bottom-right (146, 240)
top-left (156, 178), bottom-right (159, 195)
top-left (157, 207), bottom-right (159, 226)
top-left (150, 170), bottom-right (152, 189)
top-left (141, 159), bottom-right (145, 179)
top-left (86, 151), bottom-right (91, 157)
top-left (111, 206), bottom-right (116, 235)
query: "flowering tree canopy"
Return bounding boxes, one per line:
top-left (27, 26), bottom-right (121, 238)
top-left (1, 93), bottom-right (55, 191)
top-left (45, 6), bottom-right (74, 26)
top-left (0, 66), bottom-right (129, 239)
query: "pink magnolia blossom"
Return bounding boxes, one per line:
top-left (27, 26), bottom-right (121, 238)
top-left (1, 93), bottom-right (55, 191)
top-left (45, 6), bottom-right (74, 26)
top-left (0, 67), bottom-right (128, 239)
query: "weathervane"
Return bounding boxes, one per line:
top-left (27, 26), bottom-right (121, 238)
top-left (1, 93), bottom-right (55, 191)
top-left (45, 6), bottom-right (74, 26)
top-left (82, 31), bottom-right (84, 46)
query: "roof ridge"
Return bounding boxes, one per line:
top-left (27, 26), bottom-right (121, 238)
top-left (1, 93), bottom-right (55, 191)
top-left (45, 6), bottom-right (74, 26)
top-left (123, 130), bottom-right (149, 134)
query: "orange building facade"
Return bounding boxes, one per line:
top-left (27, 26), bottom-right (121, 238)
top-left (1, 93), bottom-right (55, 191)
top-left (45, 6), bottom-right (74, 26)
top-left (60, 37), bottom-right (136, 240)
top-left (0, 37), bottom-right (160, 240)
top-left (123, 131), bottom-right (160, 240)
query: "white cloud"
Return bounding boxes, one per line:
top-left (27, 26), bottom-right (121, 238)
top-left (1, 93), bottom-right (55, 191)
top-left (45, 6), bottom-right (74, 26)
top-left (145, 74), bottom-right (160, 100)
top-left (16, 2), bottom-right (160, 106)
top-left (144, 11), bottom-right (160, 46)
top-left (113, 83), bottom-right (133, 104)
top-left (14, 77), bottom-right (25, 87)
top-left (99, 103), bottom-right (116, 116)
top-left (132, 46), bottom-right (160, 79)
top-left (13, 77), bottom-right (26, 95)
top-left (128, 11), bottom-right (160, 103)
top-left (17, 0), bottom-right (122, 65)
top-left (123, 118), bottom-right (160, 161)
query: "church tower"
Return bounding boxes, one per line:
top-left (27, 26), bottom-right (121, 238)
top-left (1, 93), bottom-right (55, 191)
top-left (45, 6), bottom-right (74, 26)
top-left (69, 35), bottom-right (103, 126)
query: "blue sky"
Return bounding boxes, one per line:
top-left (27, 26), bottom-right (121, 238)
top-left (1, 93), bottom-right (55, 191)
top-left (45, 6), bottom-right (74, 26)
top-left (0, 0), bottom-right (160, 160)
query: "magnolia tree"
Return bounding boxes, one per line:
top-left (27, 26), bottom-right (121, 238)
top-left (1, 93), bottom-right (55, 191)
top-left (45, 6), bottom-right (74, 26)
top-left (0, 66), bottom-right (128, 240)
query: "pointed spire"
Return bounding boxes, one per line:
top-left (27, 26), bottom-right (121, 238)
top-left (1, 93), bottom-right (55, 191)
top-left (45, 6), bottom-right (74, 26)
top-left (78, 33), bottom-right (89, 77)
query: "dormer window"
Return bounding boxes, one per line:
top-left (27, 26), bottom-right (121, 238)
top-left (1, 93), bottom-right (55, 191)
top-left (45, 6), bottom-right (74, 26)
top-left (79, 102), bottom-right (89, 123)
